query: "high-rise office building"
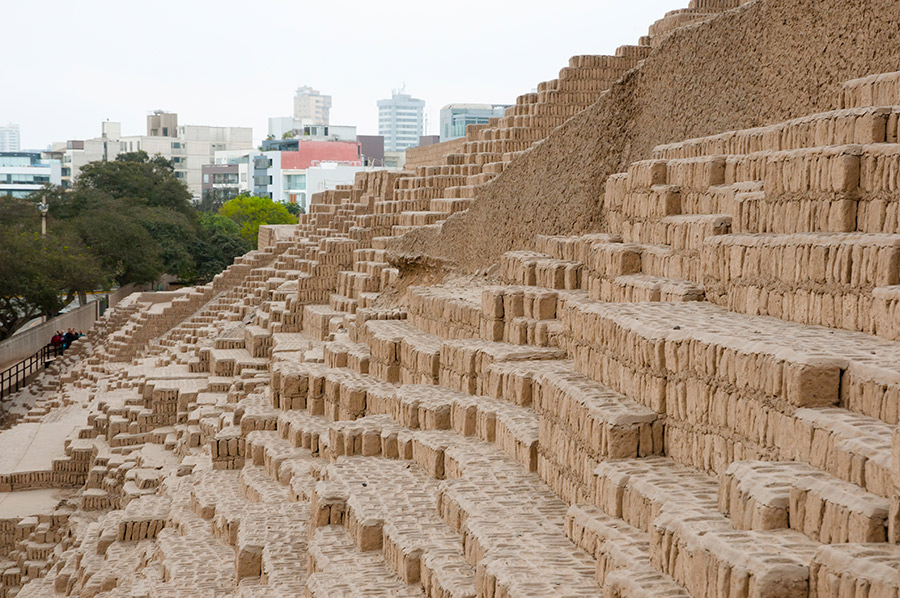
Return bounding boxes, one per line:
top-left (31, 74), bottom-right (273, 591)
top-left (0, 124), bottom-right (21, 152)
top-left (293, 86), bottom-right (332, 125)
top-left (439, 104), bottom-right (510, 141)
top-left (377, 90), bottom-right (425, 152)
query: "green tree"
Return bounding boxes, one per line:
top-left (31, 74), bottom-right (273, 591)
top-left (219, 195), bottom-right (297, 247)
top-left (192, 213), bottom-right (252, 282)
top-left (198, 188), bottom-right (234, 213)
top-left (1, 148), bottom-right (256, 335)
top-left (131, 205), bottom-right (198, 282)
top-left (40, 156), bottom-right (202, 285)
top-left (76, 150), bottom-right (192, 214)
top-left (69, 206), bottom-right (164, 286)
top-left (285, 202), bottom-right (306, 217)
top-left (0, 224), bottom-right (107, 340)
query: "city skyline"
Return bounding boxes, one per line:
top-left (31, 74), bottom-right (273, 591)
top-left (2, 0), bottom-right (685, 150)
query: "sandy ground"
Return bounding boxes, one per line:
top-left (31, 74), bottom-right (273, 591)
top-left (0, 489), bottom-right (67, 517)
top-left (0, 408), bottom-right (88, 474)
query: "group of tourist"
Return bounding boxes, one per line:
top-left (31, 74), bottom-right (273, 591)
top-left (50, 329), bottom-right (84, 352)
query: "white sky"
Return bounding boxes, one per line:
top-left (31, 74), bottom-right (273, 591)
top-left (3, 0), bottom-right (686, 149)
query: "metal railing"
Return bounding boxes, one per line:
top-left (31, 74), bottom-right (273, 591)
top-left (0, 343), bottom-right (64, 400)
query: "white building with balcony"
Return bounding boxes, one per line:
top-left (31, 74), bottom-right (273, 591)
top-left (0, 152), bottom-right (62, 198)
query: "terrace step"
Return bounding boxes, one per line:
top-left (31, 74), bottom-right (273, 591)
top-left (565, 504), bottom-right (689, 598)
top-left (596, 273), bottom-right (705, 302)
top-left (306, 525), bottom-right (426, 598)
top-left (560, 298), bottom-right (900, 478)
top-left (650, 506), bottom-right (820, 598)
top-left (436, 440), bottom-right (600, 597)
top-left (592, 457), bottom-right (719, 532)
top-left (810, 543), bottom-right (900, 598)
top-left (702, 232), bottom-right (900, 342)
top-left (652, 105), bottom-right (900, 159)
top-left (313, 457), bottom-right (476, 596)
top-left (719, 460), bottom-right (890, 542)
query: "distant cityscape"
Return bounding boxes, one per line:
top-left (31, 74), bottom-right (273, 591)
top-left (0, 89), bottom-right (511, 212)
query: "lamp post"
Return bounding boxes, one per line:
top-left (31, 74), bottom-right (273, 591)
top-left (38, 200), bottom-right (48, 236)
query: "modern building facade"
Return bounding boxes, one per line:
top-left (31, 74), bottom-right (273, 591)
top-left (383, 151), bottom-right (406, 169)
top-left (0, 124), bottom-right (21, 152)
top-left (439, 104), bottom-right (509, 141)
top-left (201, 164), bottom-right (243, 203)
top-left (0, 151), bottom-right (62, 198)
top-left (378, 90), bottom-right (425, 152)
top-left (147, 111), bottom-right (178, 137)
top-left (265, 123), bottom-right (357, 145)
top-left (51, 113), bottom-right (252, 200)
top-left (293, 86), bottom-right (332, 125)
top-left (356, 135), bottom-right (385, 167)
top-left (201, 149), bottom-right (253, 204)
top-left (251, 141), bottom-right (362, 210)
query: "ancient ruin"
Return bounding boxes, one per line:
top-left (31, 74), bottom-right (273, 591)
top-left (3, 0), bottom-right (900, 596)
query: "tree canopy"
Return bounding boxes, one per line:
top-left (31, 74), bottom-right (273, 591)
top-left (0, 152), bottom-right (305, 340)
top-left (0, 199), bottom-right (107, 339)
top-left (219, 194), bottom-right (298, 246)
top-left (76, 151), bottom-right (193, 213)
top-left (0, 151), bottom-right (254, 340)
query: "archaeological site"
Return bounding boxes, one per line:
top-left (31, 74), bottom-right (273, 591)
top-left (4, 0), bottom-right (900, 596)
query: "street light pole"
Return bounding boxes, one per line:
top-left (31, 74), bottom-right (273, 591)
top-left (38, 201), bottom-right (48, 236)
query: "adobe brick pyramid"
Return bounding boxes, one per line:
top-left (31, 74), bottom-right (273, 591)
top-left (3, 1), bottom-right (900, 597)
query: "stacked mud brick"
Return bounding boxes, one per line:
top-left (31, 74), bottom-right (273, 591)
top-left (645, 0), bottom-right (755, 46)
top-left (382, 46), bottom-right (652, 236)
top-left (243, 32), bottom-right (662, 338)
top-left (0, 510), bottom-right (73, 598)
top-left (3, 2), bottom-right (900, 597)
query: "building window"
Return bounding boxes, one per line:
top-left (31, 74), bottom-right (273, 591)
top-left (284, 174), bottom-right (306, 190)
top-left (203, 174), bottom-right (209, 183)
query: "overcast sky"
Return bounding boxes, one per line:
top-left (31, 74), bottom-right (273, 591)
top-left (3, 0), bottom-right (686, 149)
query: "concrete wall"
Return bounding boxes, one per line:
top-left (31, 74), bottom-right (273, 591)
top-left (0, 302), bottom-right (100, 368)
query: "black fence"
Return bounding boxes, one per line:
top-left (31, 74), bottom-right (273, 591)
top-left (0, 343), bottom-right (64, 401)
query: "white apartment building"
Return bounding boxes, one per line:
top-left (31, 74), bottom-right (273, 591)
top-left (52, 113), bottom-right (252, 200)
top-left (0, 124), bottom-right (21, 152)
top-left (293, 86), bottom-right (332, 125)
top-left (378, 90), bottom-right (425, 152)
top-left (0, 151), bottom-right (61, 198)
